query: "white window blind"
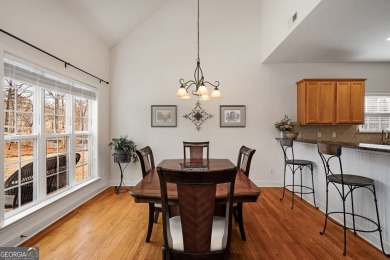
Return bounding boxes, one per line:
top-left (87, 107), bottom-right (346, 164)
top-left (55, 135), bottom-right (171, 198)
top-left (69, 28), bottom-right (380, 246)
top-left (359, 94), bottom-right (390, 132)
top-left (4, 52), bottom-right (97, 100)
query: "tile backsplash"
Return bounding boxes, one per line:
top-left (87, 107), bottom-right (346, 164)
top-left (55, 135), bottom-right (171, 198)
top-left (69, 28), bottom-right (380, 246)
top-left (296, 124), bottom-right (386, 144)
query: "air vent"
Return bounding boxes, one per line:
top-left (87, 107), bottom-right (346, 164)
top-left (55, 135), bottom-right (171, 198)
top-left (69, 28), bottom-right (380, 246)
top-left (288, 11), bottom-right (298, 28)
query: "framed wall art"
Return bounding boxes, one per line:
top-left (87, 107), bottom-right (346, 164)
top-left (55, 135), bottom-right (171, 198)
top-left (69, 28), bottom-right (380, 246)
top-left (151, 105), bottom-right (177, 127)
top-left (220, 105), bottom-right (246, 127)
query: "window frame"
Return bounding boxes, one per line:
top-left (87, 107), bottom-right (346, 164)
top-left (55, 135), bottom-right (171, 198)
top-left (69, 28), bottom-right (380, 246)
top-left (358, 93), bottom-right (390, 133)
top-left (1, 51), bottom-right (98, 221)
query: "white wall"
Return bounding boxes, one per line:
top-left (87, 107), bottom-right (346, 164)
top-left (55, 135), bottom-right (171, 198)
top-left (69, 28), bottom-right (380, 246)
top-left (260, 0), bottom-right (321, 62)
top-left (110, 0), bottom-right (390, 189)
top-left (0, 0), bottom-right (111, 246)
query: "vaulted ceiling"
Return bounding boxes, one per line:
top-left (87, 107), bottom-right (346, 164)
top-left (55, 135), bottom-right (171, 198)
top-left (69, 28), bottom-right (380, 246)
top-left (54, 0), bottom-right (390, 63)
top-left (55, 0), bottom-right (169, 48)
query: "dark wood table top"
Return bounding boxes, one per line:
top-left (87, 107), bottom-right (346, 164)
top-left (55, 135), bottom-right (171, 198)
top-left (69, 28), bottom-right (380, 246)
top-left (130, 159), bottom-right (261, 204)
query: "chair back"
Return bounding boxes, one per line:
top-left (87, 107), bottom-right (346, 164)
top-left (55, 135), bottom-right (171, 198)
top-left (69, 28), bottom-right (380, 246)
top-left (279, 138), bottom-right (295, 163)
top-left (317, 142), bottom-right (344, 182)
top-left (237, 145), bottom-right (256, 176)
top-left (136, 146), bottom-right (155, 178)
top-left (183, 141), bottom-right (209, 163)
top-left (157, 167), bottom-right (237, 258)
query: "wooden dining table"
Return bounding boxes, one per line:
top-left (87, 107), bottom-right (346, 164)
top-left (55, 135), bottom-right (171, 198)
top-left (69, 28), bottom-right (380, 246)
top-left (130, 159), bottom-right (261, 204)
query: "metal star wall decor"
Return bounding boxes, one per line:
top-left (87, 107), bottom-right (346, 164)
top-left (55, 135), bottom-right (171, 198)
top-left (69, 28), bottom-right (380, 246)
top-left (183, 101), bottom-right (213, 131)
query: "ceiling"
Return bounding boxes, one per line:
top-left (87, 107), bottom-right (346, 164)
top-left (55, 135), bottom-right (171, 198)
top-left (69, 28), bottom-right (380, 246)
top-left (55, 0), bottom-right (390, 63)
top-left (265, 0), bottom-right (390, 63)
top-left (55, 0), bottom-right (169, 48)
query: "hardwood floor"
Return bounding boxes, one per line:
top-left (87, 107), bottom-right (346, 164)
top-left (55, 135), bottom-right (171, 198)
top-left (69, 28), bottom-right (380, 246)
top-left (22, 187), bottom-right (388, 259)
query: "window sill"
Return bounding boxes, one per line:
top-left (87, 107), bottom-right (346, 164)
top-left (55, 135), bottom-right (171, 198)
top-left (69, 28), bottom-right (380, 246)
top-left (1, 177), bottom-right (101, 231)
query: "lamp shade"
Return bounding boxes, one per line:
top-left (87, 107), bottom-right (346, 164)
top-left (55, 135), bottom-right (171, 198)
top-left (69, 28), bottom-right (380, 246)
top-left (179, 91), bottom-right (191, 100)
top-left (199, 94), bottom-right (210, 101)
top-left (176, 85), bottom-right (187, 97)
top-left (195, 84), bottom-right (209, 95)
top-left (210, 87), bottom-right (222, 98)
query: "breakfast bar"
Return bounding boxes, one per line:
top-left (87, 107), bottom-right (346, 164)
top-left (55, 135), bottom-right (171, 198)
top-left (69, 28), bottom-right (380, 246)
top-left (290, 138), bottom-right (390, 251)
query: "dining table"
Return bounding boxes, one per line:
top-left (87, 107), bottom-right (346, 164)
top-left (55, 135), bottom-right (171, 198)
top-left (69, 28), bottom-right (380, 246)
top-left (130, 158), bottom-right (261, 204)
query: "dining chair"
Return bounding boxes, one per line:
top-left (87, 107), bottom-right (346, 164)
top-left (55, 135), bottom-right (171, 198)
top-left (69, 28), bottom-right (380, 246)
top-left (234, 145), bottom-right (256, 241)
top-left (183, 141), bottom-right (209, 163)
top-left (279, 138), bottom-right (317, 209)
top-left (135, 146), bottom-right (162, 242)
top-left (318, 142), bottom-right (389, 257)
top-left (157, 166), bottom-right (237, 260)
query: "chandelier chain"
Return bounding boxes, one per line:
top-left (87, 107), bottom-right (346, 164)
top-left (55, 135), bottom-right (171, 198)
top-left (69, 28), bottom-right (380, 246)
top-left (197, 0), bottom-right (200, 62)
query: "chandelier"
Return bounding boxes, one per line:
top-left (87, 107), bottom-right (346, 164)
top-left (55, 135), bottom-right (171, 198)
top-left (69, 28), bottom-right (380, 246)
top-left (176, 0), bottom-right (222, 101)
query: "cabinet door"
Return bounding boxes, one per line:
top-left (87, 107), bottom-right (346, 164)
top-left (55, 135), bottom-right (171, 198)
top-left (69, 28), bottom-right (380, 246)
top-left (319, 82), bottom-right (336, 123)
top-left (305, 82), bottom-right (321, 123)
top-left (336, 82), bottom-right (351, 123)
top-left (304, 81), bottom-right (335, 124)
top-left (350, 81), bottom-right (365, 124)
top-left (297, 82), bottom-right (307, 125)
top-left (336, 81), bottom-right (365, 124)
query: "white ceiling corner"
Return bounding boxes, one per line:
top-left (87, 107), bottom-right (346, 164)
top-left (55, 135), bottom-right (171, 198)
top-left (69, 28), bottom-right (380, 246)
top-left (55, 0), bottom-right (169, 48)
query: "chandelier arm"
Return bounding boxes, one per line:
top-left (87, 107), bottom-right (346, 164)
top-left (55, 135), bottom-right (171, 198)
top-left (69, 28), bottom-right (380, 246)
top-left (203, 80), bottom-right (220, 88)
top-left (191, 89), bottom-right (200, 96)
top-left (194, 63), bottom-right (203, 85)
top-left (180, 79), bottom-right (197, 89)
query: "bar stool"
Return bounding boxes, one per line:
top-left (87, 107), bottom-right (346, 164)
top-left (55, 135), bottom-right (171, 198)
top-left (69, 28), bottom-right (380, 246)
top-left (279, 138), bottom-right (317, 209)
top-left (317, 142), bottom-right (389, 257)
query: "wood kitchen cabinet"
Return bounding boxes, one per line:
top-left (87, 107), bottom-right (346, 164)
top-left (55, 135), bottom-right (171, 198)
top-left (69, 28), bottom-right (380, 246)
top-left (336, 81), bottom-right (365, 124)
top-left (297, 79), bottom-right (366, 125)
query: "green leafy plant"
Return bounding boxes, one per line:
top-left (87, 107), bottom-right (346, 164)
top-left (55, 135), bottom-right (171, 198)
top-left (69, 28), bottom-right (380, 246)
top-left (108, 135), bottom-right (138, 163)
top-left (275, 115), bottom-right (298, 132)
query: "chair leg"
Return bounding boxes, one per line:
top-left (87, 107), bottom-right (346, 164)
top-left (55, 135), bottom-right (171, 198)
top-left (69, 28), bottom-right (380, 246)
top-left (280, 163), bottom-right (287, 201)
top-left (320, 182), bottom-right (330, 235)
top-left (372, 185), bottom-right (390, 257)
top-left (146, 203), bottom-right (155, 242)
top-left (350, 187), bottom-right (357, 234)
top-left (162, 246), bottom-right (167, 260)
top-left (342, 191), bottom-right (347, 256)
top-left (154, 211), bottom-right (159, 223)
top-left (236, 203), bottom-right (246, 241)
top-left (291, 167), bottom-right (295, 209)
top-left (300, 166), bottom-right (303, 200)
top-left (310, 164), bottom-right (318, 209)
top-left (233, 207), bottom-right (238, 223)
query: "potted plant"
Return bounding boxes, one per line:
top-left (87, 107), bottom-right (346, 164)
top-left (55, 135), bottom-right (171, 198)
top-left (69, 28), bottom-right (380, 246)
top-left (275, 115), bottom-right (299, 139)
top-left (108, 135), bottom-right (138, 163)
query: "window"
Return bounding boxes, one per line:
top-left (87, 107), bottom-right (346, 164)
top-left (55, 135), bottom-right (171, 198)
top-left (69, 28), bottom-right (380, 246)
top-left (359, 94), bottom-right (390, 132)
top-left (3, 52), bottom-right (97, 216)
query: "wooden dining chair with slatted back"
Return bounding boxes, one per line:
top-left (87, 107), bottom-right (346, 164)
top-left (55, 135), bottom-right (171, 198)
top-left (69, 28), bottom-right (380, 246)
top-left (135, 146), bottom-right (162, 242)
top-left (157, 166), bottom-right (237, 260)
top-left (183, 141), bottom-right (209, 163)
top-left (234, 145), bottom-right (256, 241)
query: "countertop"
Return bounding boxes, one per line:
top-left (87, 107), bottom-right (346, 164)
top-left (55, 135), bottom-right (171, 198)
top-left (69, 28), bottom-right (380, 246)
top-left (291, 138), bottom-right (390, 154)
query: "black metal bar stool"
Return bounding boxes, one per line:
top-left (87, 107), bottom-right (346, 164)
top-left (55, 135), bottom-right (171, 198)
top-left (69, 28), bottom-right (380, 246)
top-left (317, 142), bottom-right (389, 257)
top-left (279, 138), bottom-right (317, 209)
